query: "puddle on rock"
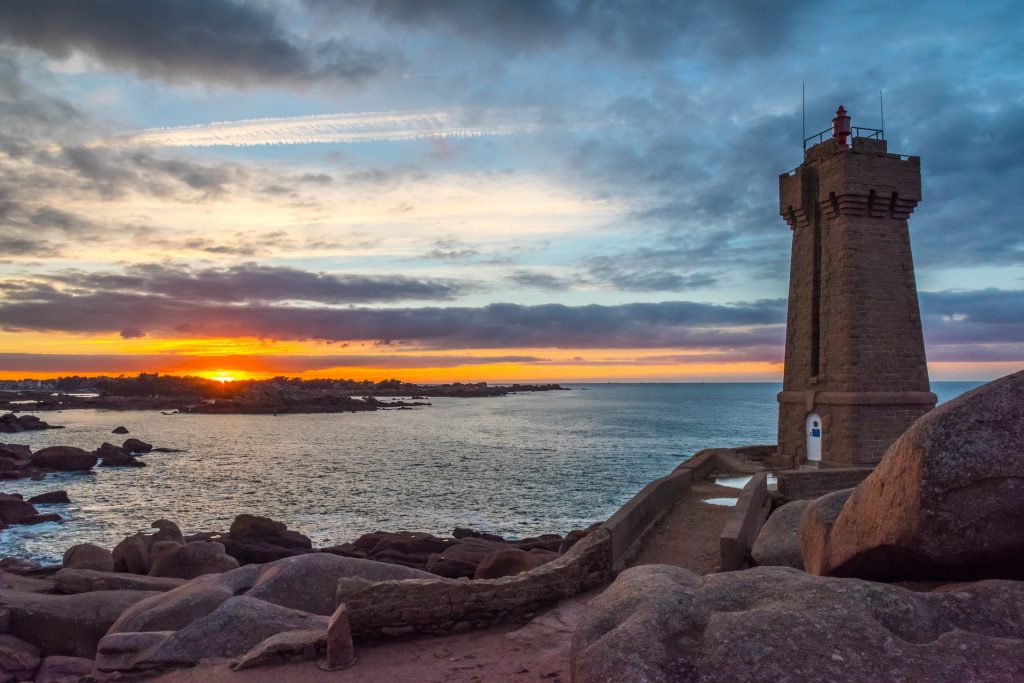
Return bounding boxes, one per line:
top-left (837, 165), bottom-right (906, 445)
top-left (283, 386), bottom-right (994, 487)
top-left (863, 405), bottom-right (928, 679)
top-left (703, 498), bottom-right (738, 507)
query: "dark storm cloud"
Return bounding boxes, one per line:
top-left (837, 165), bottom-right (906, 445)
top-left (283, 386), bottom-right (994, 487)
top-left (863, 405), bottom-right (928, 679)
top-left (0, 286), bottom-right (786, 350)
top-left (0, 0), bottom-right (391, 87)
top-left (41, 263), bottom-right (473, 305)
top-left (505, 270), bottom-right (571, 292)
top-left (325, 0), bottom-right (814, 61)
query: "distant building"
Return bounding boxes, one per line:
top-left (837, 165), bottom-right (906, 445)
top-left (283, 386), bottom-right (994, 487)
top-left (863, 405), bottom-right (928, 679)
top-left (775, 106), bottom-right (935, 469)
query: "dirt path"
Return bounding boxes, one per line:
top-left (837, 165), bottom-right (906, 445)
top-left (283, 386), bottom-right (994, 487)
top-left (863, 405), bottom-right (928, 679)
top-left (628, 479), bottom-right (741, 574)
top-left (151, 593), bottom-right (596, 683)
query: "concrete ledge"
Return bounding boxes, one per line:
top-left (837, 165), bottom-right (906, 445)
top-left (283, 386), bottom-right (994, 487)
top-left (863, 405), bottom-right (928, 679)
top-left (778, 468), bottom-right (873, 500)
top-left (719, 472), bottom-right (771, 572)
top-left (777, 390), bottom-right (937, 406)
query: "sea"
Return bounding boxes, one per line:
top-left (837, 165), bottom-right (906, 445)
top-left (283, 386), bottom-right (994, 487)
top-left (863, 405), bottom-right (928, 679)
top-left (0, 382), bottom-right (981, 564)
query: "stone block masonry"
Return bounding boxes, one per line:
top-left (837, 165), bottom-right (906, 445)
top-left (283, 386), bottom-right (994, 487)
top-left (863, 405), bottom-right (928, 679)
top-left (775, 131), bottom-right (936, 468)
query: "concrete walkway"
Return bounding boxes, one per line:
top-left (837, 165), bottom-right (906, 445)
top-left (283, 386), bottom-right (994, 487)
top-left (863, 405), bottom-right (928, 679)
top-left (628, 477), bottom-right (747, 575)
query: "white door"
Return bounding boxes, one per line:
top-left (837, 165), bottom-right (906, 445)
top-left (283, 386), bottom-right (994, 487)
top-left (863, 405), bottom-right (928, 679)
top-left (806, 413), bottom-right (823, 462)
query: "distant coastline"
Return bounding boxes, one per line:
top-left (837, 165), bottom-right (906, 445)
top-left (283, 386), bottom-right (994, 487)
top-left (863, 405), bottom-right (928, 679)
top-left (0, 374), bottom-right (568, 415)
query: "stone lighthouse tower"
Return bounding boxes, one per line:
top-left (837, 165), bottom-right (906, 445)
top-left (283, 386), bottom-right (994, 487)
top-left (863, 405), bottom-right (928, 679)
top-left (775, 106), bottom-right (936, 469)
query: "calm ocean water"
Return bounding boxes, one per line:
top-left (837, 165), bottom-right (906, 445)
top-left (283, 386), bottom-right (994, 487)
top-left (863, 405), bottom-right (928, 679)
top-left (0, 382), bottom-right (981, 563)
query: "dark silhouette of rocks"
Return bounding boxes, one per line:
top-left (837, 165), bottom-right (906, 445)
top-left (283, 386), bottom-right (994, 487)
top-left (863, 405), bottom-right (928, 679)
top-left (95, 442), bottom-right (145, 467)
top-left (0, 413), bottom-right (62, 433)
top-left (27, 490), bottom-right (70, 505)
top-left (30, 446), bottom-right (97, 472)
top-left (112, 426), bottom-right (129, 434)
top-left (121, 438), bottom-right (152, 454)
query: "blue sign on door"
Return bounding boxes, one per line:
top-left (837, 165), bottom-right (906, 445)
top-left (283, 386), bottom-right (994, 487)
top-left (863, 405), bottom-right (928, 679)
top-left (811, 428), bottom-right (821, 437)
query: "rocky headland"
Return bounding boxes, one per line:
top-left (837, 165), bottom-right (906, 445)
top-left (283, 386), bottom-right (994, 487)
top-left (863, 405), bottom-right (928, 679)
top-left (0, 370), bottom-right (1020, 681)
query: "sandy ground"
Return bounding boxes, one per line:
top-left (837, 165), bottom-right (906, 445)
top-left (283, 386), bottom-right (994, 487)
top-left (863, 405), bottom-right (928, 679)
top-left (150, 594), bottom-right (594, 683)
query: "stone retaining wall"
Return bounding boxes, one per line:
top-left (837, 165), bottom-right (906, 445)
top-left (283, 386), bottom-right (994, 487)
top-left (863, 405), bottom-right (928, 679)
top-left (719, 472), bottom-right (771, 571)
top-left (335, 449), bottom-right (724, 640)
top-left (337, 527), bottom-right (612, 639)
top-left (778, 467), bottom-right (873, 500)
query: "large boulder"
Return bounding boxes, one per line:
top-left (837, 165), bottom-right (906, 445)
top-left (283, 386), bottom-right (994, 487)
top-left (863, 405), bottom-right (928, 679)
top-left (799, 489), bottom-right (855, 575)
top-left (0, 589), bottom-right (159, 657)
top-left (425, 537), bottom-right (507, 578)
top-left (34, 655), bottom-right (93, 682)
top-left (752, 499), bottom-right (810, 569)
top-left (98, 596), bottom-right (327, 671)
top-left (0, 443), bottom-right (31, 460)
top-left (219, 514), bottom-right (313, 564)
top-left (55, 569), bottom-right (186, 594)
top-left (816, 370), bottom-right (1024, 580)
top-left (0, 633), bottom-right (42, 680)
top-left (474, 548), bottom-right (558, 579)
top-left (63, 543), bottom-right (115, 573)
top-left (112, 521), bottom-right (187, 574)
top-left (29, 446), bottom-right (97, 472)
top-left (571, 564), bottom-right (1024, 683)
top-left (110, 554), bottom-right (430, 639)
top-left (246, 553), bottom-right (431, 616)
top-left (148, 541), bottom-right (239, 580)
top-left (0, 494), bottom-right (38, 524)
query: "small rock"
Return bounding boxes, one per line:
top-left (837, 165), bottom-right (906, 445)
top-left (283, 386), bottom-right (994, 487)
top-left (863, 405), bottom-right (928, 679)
top-left (64, 543), bottom-right (115, 573)
top-left (0, 495), bottom-right (39, 524)
top-left (122, 438), bottom-right (153, 454)
top-left (27, 490), bottom-right (70, 505)
top-left (232, 629), bottom-right (326, 671)
top-left (321, 604), bottom-right (355, 671)
top-left (35, 655), bottom-right (94, 683)
top-left (112, 426), bottom-right (129, 434)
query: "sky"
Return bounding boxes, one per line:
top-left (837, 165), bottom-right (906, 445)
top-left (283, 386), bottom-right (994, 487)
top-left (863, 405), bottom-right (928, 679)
top-left (0, 0), bottom-right (1021, 383)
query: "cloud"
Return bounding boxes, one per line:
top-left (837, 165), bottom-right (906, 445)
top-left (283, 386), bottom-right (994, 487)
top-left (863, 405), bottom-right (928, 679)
top-left (0, 285), bottom-right (786, 349)
top-left (582, 255), bottom-right (717, 292)
top-left (94, 108), bottom-right (546, 149)
top-left (424, 238), bottom-right (481, 261)
top-left (0, 0), bottom-right (391, 87)
top-left (38, 262), bottom-right (474, 305)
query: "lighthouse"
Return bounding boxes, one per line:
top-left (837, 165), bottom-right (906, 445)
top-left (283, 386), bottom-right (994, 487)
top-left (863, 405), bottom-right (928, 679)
top-left (775, 106), bottom-right (936, 469)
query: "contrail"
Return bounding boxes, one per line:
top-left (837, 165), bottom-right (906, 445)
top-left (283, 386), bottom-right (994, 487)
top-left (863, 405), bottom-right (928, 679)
top-left (94, 108), bottom-right (544, 148)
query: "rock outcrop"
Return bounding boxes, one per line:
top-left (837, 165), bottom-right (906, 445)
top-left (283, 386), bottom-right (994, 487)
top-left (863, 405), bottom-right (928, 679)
top-left (809, 370), bottom-right (1024, 580)
top-left (474, 548), bottom-right (559, 579)
top-left (122, 438), bottom-right (153, 454)
top-left (216, 514), bottom-right (314, 564)
top-left (29, 446), bottom-right (97, 472)
top-left (54, 569), bottom-right (187, 594)
top-left (0, 589), bottom-right (159, 658)
top-left (27, 490), bottom-right (70, 505)
top-left (63, 543), bottom-right (115, 573)
top-left (0, 413), bottom-right (62, 433)
top-left (799, 489), bottom-right (855, 575)
top-left (99, 554), bottom-right (429, 673)
top-left (751, 499), bottom-right (810, 569)
top-left (572, 564), bottom-right (1024, 682)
